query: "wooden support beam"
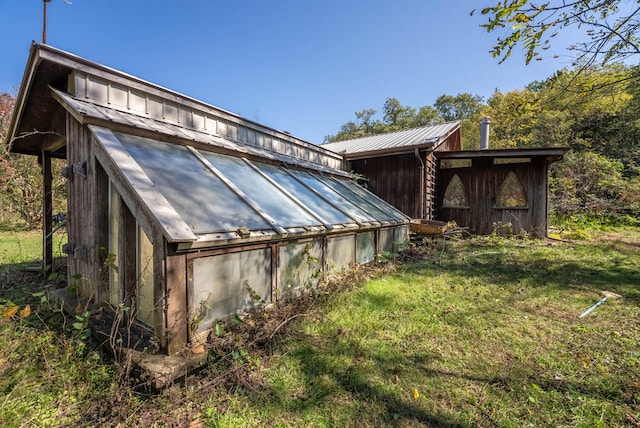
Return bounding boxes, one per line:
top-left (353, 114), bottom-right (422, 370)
top-left (121, 202), bottom-right (137, 310)
top-left (42, 150), bottom-right (53, 275)
top-left (165, 254), bottom-right (188, 354)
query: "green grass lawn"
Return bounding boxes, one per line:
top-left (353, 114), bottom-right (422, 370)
top-left (0, 230), bottom-right (66, 266)
top-left (0, 227), bottom-right (638, 427)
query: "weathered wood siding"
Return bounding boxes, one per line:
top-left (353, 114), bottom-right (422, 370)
top-left (351, 153), bottom-right (423, 219)
top-left (438, 157), bottom-right (549, 237)
top-left (67, 71), bottom-right (342, 169)
top-left (66, 114), bottom-right (105, 297)
top-left (170, 225), bottom-right (408, 349)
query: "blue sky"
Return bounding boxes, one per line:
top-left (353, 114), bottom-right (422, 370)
top-left (0, 1), bottom-right (581, 143)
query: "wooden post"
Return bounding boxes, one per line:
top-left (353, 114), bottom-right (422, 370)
top-left (165, 254), bottom-right (188, 354)
top-left (42, 150), bottom-right (53, 275)
top-left (121, 202), bottom-right (137, 308)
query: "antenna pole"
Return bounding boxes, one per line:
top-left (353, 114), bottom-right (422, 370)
top-left (43, 0), bottom-right (52, 44)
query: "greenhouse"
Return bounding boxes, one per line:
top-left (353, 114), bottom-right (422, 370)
top-left (6, 43), bottom-right (409, 354)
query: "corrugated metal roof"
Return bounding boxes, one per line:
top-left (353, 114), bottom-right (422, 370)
top-left (321, 122), bottom-right (461, 156)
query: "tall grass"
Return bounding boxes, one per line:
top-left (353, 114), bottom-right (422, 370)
top-left (0, 227), bottom-right (638, 426)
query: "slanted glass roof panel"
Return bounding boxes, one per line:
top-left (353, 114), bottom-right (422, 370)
top-left (316, 175), bottom-right (395, 222)
top-left (288, 170), bottom-right (376, 224)
top-left (255, 163), bottom-right (353, 225)
top-left (115, 133), bottom-right (271, 234)
top-left (199, 151), bottom-right (320, 228)
top-left (330, 178), bottom-right (408, 222)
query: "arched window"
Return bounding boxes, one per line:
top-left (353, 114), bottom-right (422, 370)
top-left (442, 174), bottom-right (469, 208)
top-left (496, 171), bottom-right (527, 208)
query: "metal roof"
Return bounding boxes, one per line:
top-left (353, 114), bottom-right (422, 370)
top-left (321, 121), bottom-right (461, 158)
top-left (53, 89), bottom-right (348, 177)
top-left (6, 42), bottom-right (342, 168)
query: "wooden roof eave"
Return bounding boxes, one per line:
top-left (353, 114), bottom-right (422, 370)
top-left (5, 43), bottom-right (42, 152)
top-left (52, 88), bottom-right (351, 178)
top-left (29, 43), bottom-right (339, 155)
top-left (341, 142), bottom-right (438, 160)
top-left (5, 43), bottom-right (68, 156)
top-left (434, 147), bottom-right (569, 162)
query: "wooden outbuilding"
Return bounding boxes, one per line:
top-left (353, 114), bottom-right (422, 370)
top-left (322, 123), bottom-right (462, 220)
top-left (6, 43), bottom-right (409, 355)
top-left (323, 123), bottom-right (566, 238)
top-left (436, 148), bottom-right (567, 237)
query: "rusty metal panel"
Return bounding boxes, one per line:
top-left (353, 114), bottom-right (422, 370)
top-left (192, 248), bottom-right (272, 331)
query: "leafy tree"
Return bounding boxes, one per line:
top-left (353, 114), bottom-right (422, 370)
top-left (0, 92), bottom-right (66, 229)
top-left (434, 93), bottom-right (484, 121)
top-left (327, 97), bottom-right (447, 142)
top-left (382, 98), bottom-right (417, 130)
top-left (476, 0), bottom-right (640, 66)
top-left (549, 151), bottom-right (632, 217)
top-left (414, 105), bottom-right (443, 127)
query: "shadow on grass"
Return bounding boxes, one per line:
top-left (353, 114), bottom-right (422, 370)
top-left (418, 239), bottom-right (640, 303)
top-left (0, 257), bottom-right (67, 305)
top-left (229, 236), bottom-right (639, 425)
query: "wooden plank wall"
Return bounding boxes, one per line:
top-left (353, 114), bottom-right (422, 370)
top-left (66, 115), bottom-right (106, 298)
top-left (351, 153), bottom-right (421, 219)
top-left (438, 157), bottom-right (549, 237)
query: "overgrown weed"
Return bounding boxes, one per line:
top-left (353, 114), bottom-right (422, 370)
top-left (0, 226), bottom-right (638, 426)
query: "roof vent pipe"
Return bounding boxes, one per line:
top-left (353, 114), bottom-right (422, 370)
top-left (480, 116), bottom-right (491, 150)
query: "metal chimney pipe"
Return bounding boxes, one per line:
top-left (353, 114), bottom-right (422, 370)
top-left (480, 116), bottom-right (491, 150)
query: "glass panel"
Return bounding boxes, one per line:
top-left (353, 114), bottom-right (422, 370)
top-left (443, 174), bottom-right (470, 208)
top-left (137, 224), bottom-right (155, 328)
top-left (331, 178), bottom-right (407, 222)
top-left (290, 171), bottom-right (374, 223)
top-left (116, 133), bottom-right (271, 234)
top-left (321, 177), bottom-right (393, 222)
top-left (199, 151), bottom-right (319, 228)
top-left (256, 163), bottom-right (353, 225)
top-left (497, 171), bottom-right (528, 207)
top-left (108, 181), bottom-right (120, 306)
